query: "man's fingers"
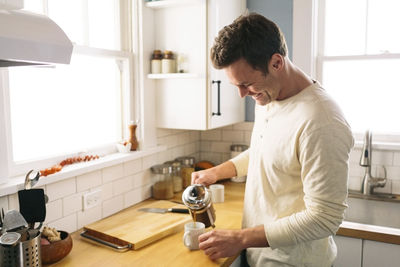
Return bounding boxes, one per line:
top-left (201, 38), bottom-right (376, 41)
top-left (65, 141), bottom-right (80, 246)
top-left (198, 231), bottom-right (212, 242)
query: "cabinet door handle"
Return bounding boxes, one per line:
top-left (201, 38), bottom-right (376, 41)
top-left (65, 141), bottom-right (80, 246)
top-left (212, 80), bottom-right (222, 116)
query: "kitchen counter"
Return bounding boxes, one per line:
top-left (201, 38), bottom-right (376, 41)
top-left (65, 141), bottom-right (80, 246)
top-left (47, 181), bottom-right (245, 267)
top-left (47, 181), bottom-right (400, 266)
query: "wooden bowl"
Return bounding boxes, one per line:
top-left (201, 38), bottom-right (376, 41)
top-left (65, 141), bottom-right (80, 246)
top-left (41, 231), bottom-right (73, 264)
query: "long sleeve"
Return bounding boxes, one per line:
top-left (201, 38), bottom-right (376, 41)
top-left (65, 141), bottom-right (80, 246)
top-left (230, 148), bottom-right (249, 178)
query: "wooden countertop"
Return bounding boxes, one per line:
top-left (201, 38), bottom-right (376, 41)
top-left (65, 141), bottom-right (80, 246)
top-left (47, 181), bottom-right (400, 266)
top-left (47, 181), bottom-right (245, 267)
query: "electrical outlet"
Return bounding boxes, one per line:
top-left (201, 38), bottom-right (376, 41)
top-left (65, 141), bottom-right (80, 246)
top-left (82, 190), bottom-right (102, 210)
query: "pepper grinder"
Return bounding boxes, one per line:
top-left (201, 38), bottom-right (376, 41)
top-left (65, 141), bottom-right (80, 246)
top-left (128, 122), bottom-right (138, 151)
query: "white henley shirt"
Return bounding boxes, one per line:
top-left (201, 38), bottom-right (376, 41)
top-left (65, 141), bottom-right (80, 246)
top-left (231, 82), bottom-right (354, 267)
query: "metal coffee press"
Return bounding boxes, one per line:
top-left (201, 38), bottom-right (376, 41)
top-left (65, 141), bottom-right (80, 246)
top-left (182, 184), bottom-right (216, 228)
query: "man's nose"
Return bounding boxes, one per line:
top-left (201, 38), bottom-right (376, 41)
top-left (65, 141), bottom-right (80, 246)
top-left (238, 87), bottom-right (248, 98)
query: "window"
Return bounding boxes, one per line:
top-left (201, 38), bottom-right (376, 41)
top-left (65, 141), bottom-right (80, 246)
top-left (317, 0), bottom-right (400, 140)
top-left (0, 1), bottom-right (135, 177)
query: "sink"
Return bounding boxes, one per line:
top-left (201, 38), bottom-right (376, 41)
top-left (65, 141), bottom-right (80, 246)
top-left (345, 193), bottom-right (400, 228)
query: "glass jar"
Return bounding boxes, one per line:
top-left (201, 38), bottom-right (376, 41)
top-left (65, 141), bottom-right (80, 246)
top-left (150, 164), bottom-right (174, 200)
top-left (151, 50), bottom-right (162, 74)
top-left (175, 156), bottom-right (195, 188)
top-left (161, 50), bottom-right (176, 73)
top-left (164, 161), bottom-right (183, 193)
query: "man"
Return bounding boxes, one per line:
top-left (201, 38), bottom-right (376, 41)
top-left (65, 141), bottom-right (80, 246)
top-left (191, 13), bottom-right (354, 266)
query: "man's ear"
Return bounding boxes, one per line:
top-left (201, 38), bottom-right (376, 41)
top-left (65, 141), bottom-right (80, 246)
top-left (269, 53), bottom-right (284, 71)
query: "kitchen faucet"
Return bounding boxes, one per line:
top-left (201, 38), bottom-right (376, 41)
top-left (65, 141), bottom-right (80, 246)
top-left (359, 130), bottom-right (386, 195)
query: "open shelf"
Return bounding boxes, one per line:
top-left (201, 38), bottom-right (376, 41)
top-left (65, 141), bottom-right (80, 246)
top-left (147, 73), bottom-right (199, 79)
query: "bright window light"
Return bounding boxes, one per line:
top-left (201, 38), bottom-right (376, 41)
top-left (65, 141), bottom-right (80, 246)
top-left (322, 59), bottom-right (400, 134)
top-left (8, 55), bottom-right (123, 162)
top-left (320, 0), bottom-right (400, 137)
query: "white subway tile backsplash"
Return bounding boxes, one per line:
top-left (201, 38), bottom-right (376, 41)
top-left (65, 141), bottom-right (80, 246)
top-left (386, 166), bottom-right (400, 180)
top-left (394, 152), bottom-right (400, 166)
top-left (46, 178), bottom-right (76, 201)
top-left (221, 125), bottom-right (233, 130)
top-left (200, 152), bottom-right (222, 165)
top-left (156, 128), bottom-right (174, 137)
top-left (157, 150), bottom-right (172, 164)
top-left (244, 131), bottom-right (252, 145)
top-left (392, 180), bottom-right (400, 194)
top-left (349, 148), bottom-right (361, 164)
top-left (124, 187), bottom-right (144, 208)
top-left (124, 159), bottom-right (142, 176)
top-left (348, 176), bottom-right (362, 191)
top-left (8, 193), bottom-right (19, 211)
top-left (222, 130), bottom-right (244, 142)
top-left (211, 142), bottom-right (232, 153)
top-left (201, 129), bottom-right (221, 141)
top-left (371, 150), bottom-right (393, 165)
top-left (142, 154), bottom-right (159, 170)
top-left (133, 171), bottom-right (152, 189)
top-left (189, 131), bottom-right (200, 142)
top-left (349, 163), bottom-right (366, 177)
top-left (102, 195), bottom-right (124, 218)
top-left (184, 143), bottom-right (196, 155)
top-left (48, 213), bottom-right (77, 233)
top-left (221, 152), bottom-right (232, 163)
top-left (101, 183), bottom-right (113, 201)
top-left (166, 135), bottom-right (179, 148)
top-left (0, 196), bottom-right (8, 211)
top-left (113, 176), bottom-right (133, 196)
top-left (171, 146), bottom-right (185, 159)
top-left (141, 184), bottom-right (152, 200)
top-left (77, 171), bottom-right (102, 192)
top-left (63, 192), bottom-right (83, 216)
top-left (233, 122), bottom-right (254, 131)
top-left (102, 164), bottom-right (124, 183)
top-left (45, 199), bottom-right (62, 222)
top-left (77, 205), bottom-right (102, 229)
top-left (177, 132), bottom-right (190, 145)
top-left (157, 136), bottom-right (168, 147)
top-left (199, 141), bottom-right (212, 152)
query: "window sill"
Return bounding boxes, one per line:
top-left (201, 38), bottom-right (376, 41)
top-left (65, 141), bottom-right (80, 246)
top-left (0, 146), bottom-right (167, 196)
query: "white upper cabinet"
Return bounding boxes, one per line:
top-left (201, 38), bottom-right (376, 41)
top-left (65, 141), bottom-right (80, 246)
top-left (207, 0), bottom-right (246, 129)
top-left (142, 0), bottom-right (246, 130)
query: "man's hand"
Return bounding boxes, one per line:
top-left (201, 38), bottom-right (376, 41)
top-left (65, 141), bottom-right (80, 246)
top-left (198, 226), bottom-right (269, 260)
top-left (198, 229), bottom-right (245, 260)
top-left (191, 168), bottom-right (218, 185)
top-left (191, 161), bottom-right (237, 185)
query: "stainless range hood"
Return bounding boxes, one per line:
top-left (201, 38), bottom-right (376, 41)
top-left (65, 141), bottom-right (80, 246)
top-left (0, 9), bottom-right (73, 67)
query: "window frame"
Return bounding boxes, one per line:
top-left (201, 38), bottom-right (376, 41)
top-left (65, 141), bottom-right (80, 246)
top-left (0, 0), bottom-right (145, 179)
top-left (293, 0), bottom-right (400, 147)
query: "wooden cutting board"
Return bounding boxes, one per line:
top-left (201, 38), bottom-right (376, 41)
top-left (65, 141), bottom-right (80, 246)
top-left (82, 200), bottom-right (192, 250)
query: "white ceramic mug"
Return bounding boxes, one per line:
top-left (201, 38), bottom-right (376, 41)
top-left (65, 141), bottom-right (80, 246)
top-left (183, 222), bottom-right (205, 250)
top-left (210, 184), bottom-right (224, 203)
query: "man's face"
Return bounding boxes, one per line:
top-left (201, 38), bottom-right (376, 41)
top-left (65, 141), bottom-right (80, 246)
top-left (225, 58), bottom-right (280, 106)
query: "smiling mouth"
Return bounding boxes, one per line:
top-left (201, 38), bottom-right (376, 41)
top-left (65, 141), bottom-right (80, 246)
top-left (252, 93), bottom-right (263, 100)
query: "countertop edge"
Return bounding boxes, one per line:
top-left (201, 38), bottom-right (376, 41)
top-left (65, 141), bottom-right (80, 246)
top-left (338, 221), bottom-right (400, 245)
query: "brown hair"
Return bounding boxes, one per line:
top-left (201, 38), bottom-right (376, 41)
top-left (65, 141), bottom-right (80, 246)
top-left (210, 12), bottom-right (288, 75)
